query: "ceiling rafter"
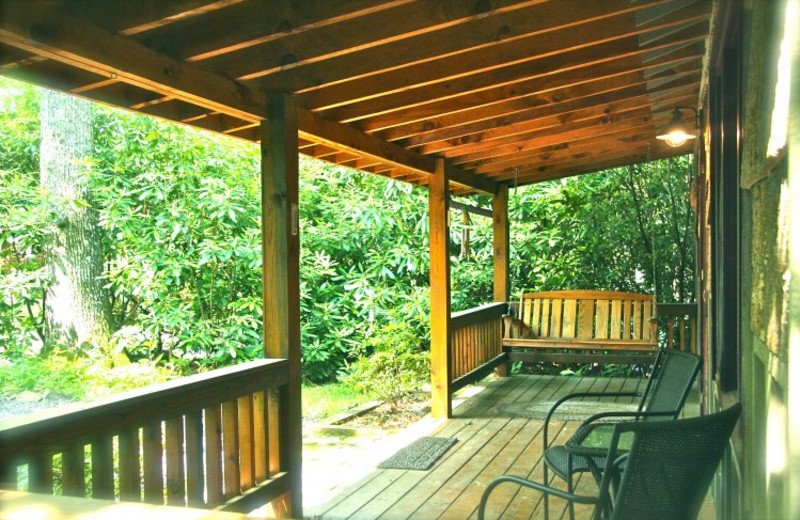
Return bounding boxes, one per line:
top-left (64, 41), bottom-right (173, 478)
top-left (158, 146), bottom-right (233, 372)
top-left (374, 50), bottom-right (703, 143)
top-left (400, 70), bottom-right (700, 149)
top-left (414, 80), bottom-right (699, 156)
top-left (334, 21), bottom-right (708, 126)
top-left (0, 1), bottom-right (495, 194)
top-left (300, 0), bottom-right (709, 113)
top-left (0, 0), bottom-right (711, 192)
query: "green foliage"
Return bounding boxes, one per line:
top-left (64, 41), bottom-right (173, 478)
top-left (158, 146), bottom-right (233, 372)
top-left (299, 160), bottom-right (431, 381)
top-left (343, 324), bottom-right (430, 409)
top-left (91, 110), bottom-right (264, 368)
top-left (0, 75), bottom-right (696, 389)
top-left (302, 383), bottom-right (375, 421)
top-left (0, 351), bottom-right (170, 400)
top-left (0, 83), bottom-right (49, 356)
top-left (448, 158), bottom-right (696, 307)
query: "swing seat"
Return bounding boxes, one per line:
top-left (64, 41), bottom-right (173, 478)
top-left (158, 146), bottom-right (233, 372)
top-left (502, 290), bottom-right (659, 365)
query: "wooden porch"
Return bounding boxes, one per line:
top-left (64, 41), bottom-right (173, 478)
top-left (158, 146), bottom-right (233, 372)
top-left (307, 372), bottom-right (701, 520)
top-left (0, 1), bottom-right (717, 517)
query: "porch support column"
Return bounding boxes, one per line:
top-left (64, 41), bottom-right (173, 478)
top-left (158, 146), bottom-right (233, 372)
top-left (429, 158), bottom-right (452, 419)
top-left (261, 94), bottom-right (302, 518)
top-left (493, 185), bottom-right (510, 376)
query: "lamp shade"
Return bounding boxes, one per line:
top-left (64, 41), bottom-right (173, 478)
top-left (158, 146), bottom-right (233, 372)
top-left (656, 108), bottom-right (697, 147)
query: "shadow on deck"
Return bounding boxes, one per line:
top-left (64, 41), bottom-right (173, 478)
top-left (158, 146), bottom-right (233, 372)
top-left (306, 373), bottom-right (702, 520)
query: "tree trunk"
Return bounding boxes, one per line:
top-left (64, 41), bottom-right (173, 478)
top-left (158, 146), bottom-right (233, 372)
top-left (40, 88), bottom-right (113, 352)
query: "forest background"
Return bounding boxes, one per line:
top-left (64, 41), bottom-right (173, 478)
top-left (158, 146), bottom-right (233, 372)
top-left (0, 78), bottom-right (695, 405)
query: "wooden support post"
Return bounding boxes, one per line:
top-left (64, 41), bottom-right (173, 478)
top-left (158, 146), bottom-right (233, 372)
top-left (261, 94), bottom-right (302, 518)
top-left (429, 158), bottom-right (452, 418)
top-left (493, 186), bottom-right (510, 302)
top-left (493, 185), bottom-right (511, 376)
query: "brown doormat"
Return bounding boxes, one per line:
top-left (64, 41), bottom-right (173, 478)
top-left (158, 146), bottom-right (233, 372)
top-left (378, 437), bottom-right (458, 470)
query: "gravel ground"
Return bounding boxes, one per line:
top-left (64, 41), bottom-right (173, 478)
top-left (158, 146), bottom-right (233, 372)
top-left (0, 392), bottom-right (76, 421)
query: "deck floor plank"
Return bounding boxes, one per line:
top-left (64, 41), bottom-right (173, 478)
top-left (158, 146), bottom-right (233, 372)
top-left (309, 374), bottom-right (670, 520)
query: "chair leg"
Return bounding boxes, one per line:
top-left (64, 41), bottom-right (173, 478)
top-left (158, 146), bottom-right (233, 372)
top-left (567, 472), bottom-right (575, 520)
top-left (543, 464), bottom-right (549, 520)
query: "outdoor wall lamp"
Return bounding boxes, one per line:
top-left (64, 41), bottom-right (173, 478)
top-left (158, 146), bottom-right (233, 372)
top-left (656, 106), bottom-right (699, 148)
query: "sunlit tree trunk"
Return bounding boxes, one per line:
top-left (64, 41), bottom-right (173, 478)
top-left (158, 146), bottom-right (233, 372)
top-left (40, 88), bottom-right (113, 352)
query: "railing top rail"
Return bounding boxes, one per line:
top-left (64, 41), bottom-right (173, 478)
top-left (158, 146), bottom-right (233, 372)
top-left (519, 290), bottom-right (654, 300)
top-left (656, 302), bottom-right (698, 315)
top-left (0, 358), bottom-right (288, 451)
top-left (451, 302), bottom-right (507, 329)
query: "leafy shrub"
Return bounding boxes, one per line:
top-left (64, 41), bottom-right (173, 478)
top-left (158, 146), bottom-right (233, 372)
top-left (343, 324), bottom-right (430, 409)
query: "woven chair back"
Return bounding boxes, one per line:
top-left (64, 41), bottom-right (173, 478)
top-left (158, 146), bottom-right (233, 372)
top-left (608, 403), bottom-right (741, 520)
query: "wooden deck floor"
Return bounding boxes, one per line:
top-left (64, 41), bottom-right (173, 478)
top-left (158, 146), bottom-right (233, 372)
top-left (306, 373), bottom-right (700, 520)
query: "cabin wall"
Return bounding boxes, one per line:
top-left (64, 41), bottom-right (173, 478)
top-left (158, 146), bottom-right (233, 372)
top-left (701, 0), bottom-right (799, 518)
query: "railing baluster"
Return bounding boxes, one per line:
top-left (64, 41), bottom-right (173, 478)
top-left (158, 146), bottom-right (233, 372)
top-left (118, 426), bottom-right (141, 502)
top-left (184, 410), bottom-right (204, 507)
top-left (267, 388), bottom-right (282, 477)
top-left (29, 452), bottom-right (53, 494)
top-left (449, 303), bottom-right (507, 390)
top-left (204, 405), bottom-right (223, 506)
top-left (222, 400), bottom-right (240, 499)
top-left (655, 303), bottom-right (698, 354)
top-left (0, 359), bottom-right (290, 512)
top-left (91, 436), bottom-right (114, 499)
top-left (667, 316), bottom-right (675, 349)
top-left (142, 422), bottom-right (164, 504)
top-left (61, 444), bottom-right (85, 497)
top-left (253, 391), bottom-right (268, 483)
top-left (237, 395), bottom-right (254, 491)
top-left (680, 317), bottom-right (688, 351)
top-left (165, 417), bottom-right (185, 505)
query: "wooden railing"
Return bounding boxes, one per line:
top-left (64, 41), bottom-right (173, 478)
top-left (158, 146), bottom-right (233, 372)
top-left (450, 302), bottom-right (506, 390)
top-left (0, 359), bottom-right (290, 513)
top-left (656, 302), bottom-right (698, 355)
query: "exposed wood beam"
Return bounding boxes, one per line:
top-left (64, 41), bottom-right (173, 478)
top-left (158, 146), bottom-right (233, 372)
top-left (474, 130), bottom-right (658, 175)
top-left (260, 94), bottom-right (302, 517)
top-left (327, 21), bottom-right (709, 125)
top-left (137, 0), bottom-right (416, 62)
top-left (429, 158), bottom-right (452, 419)
top-left (301, 0), bottom-right (708, 112)
top-left (447, 169), bottom-right (497, 195)
top-left (295, 108), bottom-right (433, 176)
top-left (510, 144), bottom-right (691, 186)
top-left (374, 47), bottom-right (703, 141)
top-left (401, 71), bottom-right (700, 149)
top-left (477, 104), bottom-right (697, 175)
top-left (492, 186), bottom-right (510, 303)
top-left (238, 0), bottom-right (554, 92)
top-left (448, 98), bottom-right (694, 167)
top-left (450, 111), bottom-right (659, 165)
top-left (0, 2), bottom-right (266, 121)
top-left (205, 0), bottom-right (550, 82)
top-left (416, 84), bottom-right (698, 156)
top-left (449, 200), bottom-right (493, 219)
top-left (489, 142), bottom-right (659, 181)
top-left (0, 2), bottom-right (484, 192)
top-left (66, 0), bottom-right (247, 35)
top-left (356, 33), bottom-right (707, 133)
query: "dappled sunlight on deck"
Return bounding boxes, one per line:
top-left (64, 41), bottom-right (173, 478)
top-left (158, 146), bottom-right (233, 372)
top-left (306, 373), bottom-right (704, 520)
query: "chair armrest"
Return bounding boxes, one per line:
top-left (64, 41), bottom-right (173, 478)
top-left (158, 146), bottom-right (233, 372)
top-left (648, 317), bottom-right (658, 343)
top-left (542, 391), bottom-right (641, 449)
top-left (568, 410), bottom-right (676, 447)
top-left (502, 315), bottom-right (528, 338)
top-left (478, 475), bottom-right (598, 520)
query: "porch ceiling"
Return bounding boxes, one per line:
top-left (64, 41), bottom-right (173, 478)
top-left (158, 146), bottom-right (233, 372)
top-left (0, 0), bottom-right (710, 194)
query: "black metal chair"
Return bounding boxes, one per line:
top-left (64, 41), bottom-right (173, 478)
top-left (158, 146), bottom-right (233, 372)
top-left (542, 349), bottom-right (702, 520)
top-left (478, 403), bottom-right (741, 520)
